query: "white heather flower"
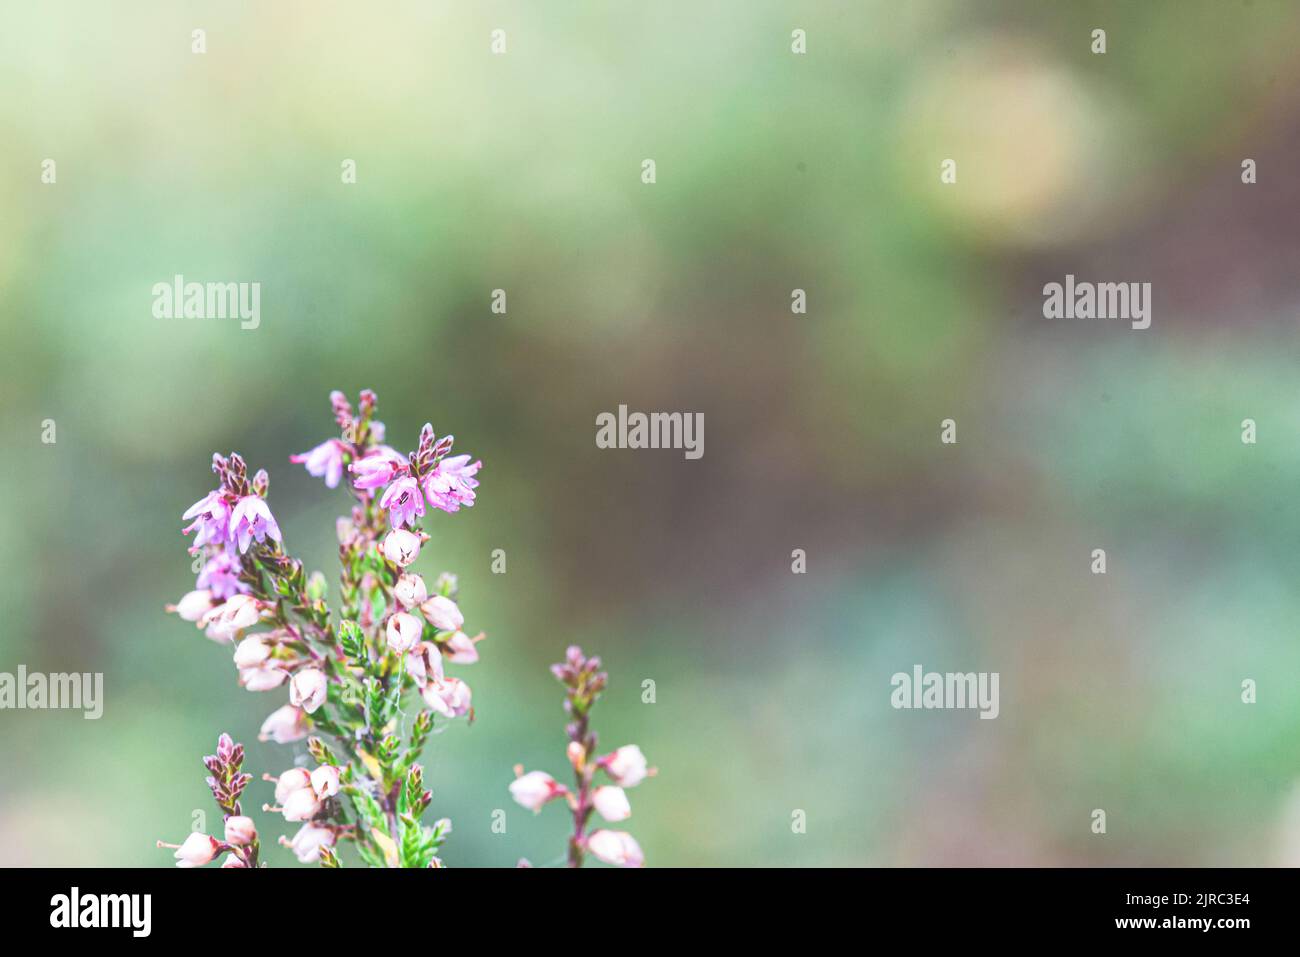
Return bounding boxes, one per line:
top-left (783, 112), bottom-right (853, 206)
top-left (259, 704), bottom-right (308, 744)
top-left (592, 786), bottom-right (632, 822)
top-left (286, 824), bottom-right (335, 863)
top-left (419, 595), bottom-right (464, 632)
top-left (421, 675), bottom-right (471, 719)
top-left (239, 664), bottom-right (288, 692)
top-left (586, 829), bottom-right (644, 868)
top-left (274, 768), bottom-right (312, 804)
top-left (310, 765), bottom-right (340, 799)
top-left (406, 642), bottom-right (444, 687)
top-left (173, 589), bottom-right (214, 622)
top-left (382, 529), bottom-right (421, 567)
top-left (288, 668), bottom-right (327, 713)
top-left (386, 612), bottom-right (423, 653)
top-left (173, 832), bottom-right (220, 868)
top-left (509, 771), bottom-right (563, 812)
top-left (281, 785), bottom-right (322, 822)
top-left (394, 573), bottom-right (428, 609)
top-left (602, 745), bottom-right (649, 788)
top-left (200, 594), bottom-right (263, 641)
top-left (232, 635), bottom-right (272, 668)
top-left (444, 630), bottom-right (481, 665)
top-left (224, 816), bottom-right (257, 846)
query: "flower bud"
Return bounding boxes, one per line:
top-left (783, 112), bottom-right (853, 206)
top-left (601, 745), bottom-right (649, 788)
top-left (420, 595), bottom-right (464, 632)
top-left (592, 785), bottom-right (631, 822)
top-left (172, 589), bottom-right (214, 622)
top-left (310, 765), bottom-right (340, 799)
top-left (274, 767), bottom-right (312, 803)
top-left (585, 829), bottom-right (644, 868)
top-left (508, 770), bottom-right (563, 812)
top-left (173, 832), bottom-right (220, 868)
top-left (386, 612), bottom-right (423, 653)
top-left (394, 573), bottom-right (428, 609)
top-left (259, 704), bottom-right (308, 744)
top-left (232, 635), bottom-right (271, 668)
top-left (444, 630), bottom-right (482, 665)
top-left (382, 529), bottom-right (421, 567)
top-left (567, 741), bottom-right (585, 770)
top-left (224, 816), bottom-right (257, 846)
top-left (288, 668), bottom-right (328, 714)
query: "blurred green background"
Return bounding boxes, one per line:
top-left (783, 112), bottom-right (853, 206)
top-left (3, 0), bottom-right (1300, 866)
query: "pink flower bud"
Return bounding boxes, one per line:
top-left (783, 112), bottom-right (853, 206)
top-left (386, 612), bottom-right (423, 653)
top-left (281, 785), bottom-right (322, 822)
top-left (382, 529), bottom-right (421, 567)
top-left (420, 675), bottom-right (471, 719)
top-left (567, 741), bottom-right (585, 770)
top-left (221, 856), bottom-right (245, 868)
top-left (172, 589), bottom-right (214, 622)
top-left (259, 704), bottom-right (308, 744)
top-left (310, 765), bottom-right (340, 799)
top-left (585, 829), bottom-right (644, 868)
top-left (443, 630), bottom-right (482, 665)
top-left (419, 595), bottom-right (464, 632)
top-left (406, 641), bottom-right (444, 687)
top-left (239, 664), bottom-right (288, 691)
top-left (232, 635), bottom-right (272, 668)
top-left (286, 823), bottom-right (335, 863)
top-left (394, 573), bottom-right (428, 609)
top-left (288, 668), bottom-right (327, 714)
top-left (173, 832), bottom-right (220, 868)
top-left (601, 745), bottom-right (648, 788)
top-left (508, 771), bottom-right (564, 812)
top-left (274, 767), bottom-right (312, 803)
top-left (224, 816), bottom-right (257, 846)
top-left (592, 785), bottom-right (631, 822)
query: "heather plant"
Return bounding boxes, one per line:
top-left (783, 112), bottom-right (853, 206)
top-left (159, 389), bottom-right (483, 867)
top-left (509, 645), bottom-right (655, 867)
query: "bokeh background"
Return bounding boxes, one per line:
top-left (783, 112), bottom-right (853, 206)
top-left (3, 0), bottom-right (1300, 867)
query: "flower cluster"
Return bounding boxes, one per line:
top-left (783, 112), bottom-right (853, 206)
top-left (156, 733), bottom-right (260, 868)
top-left (509, 646), bottom-right (655, 867)
top-left (163, 390), bottom-right (484, 867)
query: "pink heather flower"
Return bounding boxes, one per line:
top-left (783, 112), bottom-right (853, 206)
top-left (290, 439), bottom-right (346, 489)
top-left (349, 446), bottom-right (405, 491)
top-left (230, 496), bottom-right (282, 554)
top-left (586, 830), bottom-right (643, 868)
top-left (224, 816), bottom-right (257, 846)
top-left (232, 635), bottom-right (271, 669)
top-left (182, 490), bottom-right (231, 549)
top-left (281, 785), bottom-right (322, 822)
top-left (592, 785), bottom-right (632, 822)
top-left (394, 573), bottom-right (428, 610)
top-left (380, 475), bottom-right (425, 529)
top-left (285, 824), bottom-right (335, 863)
top-left (421, 675), bottom-right (471, 719)
top-left (274, 768), bottom-right (313, 804)
top-left (259, 704), bottom-right (308, 743)
top-left (509, 771), bottom-right (565, 813)
top-left (239, 664), bottom-right (288, 692)
top-left (406, 642), bottom-right (444, 687)
top-left (172, 832), bottom-right (220, 868)
top-left (196, 551), bottom-right (249, 600)
top-left (422, 455), bottom-right (482, 514)
top-left (382, 528), bottom-right (421, 567)
top-left (444, 630), bottom-right (482, 665)
top-left (419, 595), bottom-right (463, 632)
top-left (310, 765), bottom-right (340, 799)
top-left (601, 745), bottom-right (649, 788)
top-left (171, 589), bottom-right (214, 622)
top-left (289, 668), bottom-right (328, 713)
top-left (199, 594), bottom-right (263, 642)
top-left (221, 856), bottom-right (246, 868)
top-left (386, 612), bottom-right (423, 653)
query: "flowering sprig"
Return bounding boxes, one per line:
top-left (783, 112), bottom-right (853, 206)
top-left (163, 390), bottom-right (484, 867)
top-left (510, 646), bottom-right (655, 867)
top-left (156, 733), bottom-right (260, 868)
